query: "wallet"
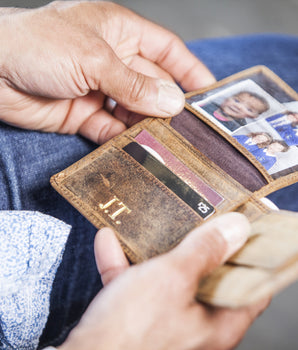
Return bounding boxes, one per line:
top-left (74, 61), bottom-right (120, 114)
top-left (51, 66), bottom-right (298, 308)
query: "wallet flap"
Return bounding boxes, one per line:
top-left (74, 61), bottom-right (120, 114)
top-left (197, 260), bottom-right (298, 308)
top-left (229, 210), bottom-right (298, 269)
top-left (183, 66), bottom-right (298, 196)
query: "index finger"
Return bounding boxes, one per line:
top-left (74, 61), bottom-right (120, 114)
top-left (138, 19), bottom-right (216, 91)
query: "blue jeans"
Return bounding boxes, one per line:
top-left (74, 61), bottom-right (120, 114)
top-left (0, 34), bottom-right (297, 348)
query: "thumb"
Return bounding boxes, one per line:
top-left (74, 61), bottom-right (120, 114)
top-left (167, 213), bottom-right (250, 290)
top-left (87, 42), bottom-right (185, 117)
top-left (94, 227), bottom-right (130, 286)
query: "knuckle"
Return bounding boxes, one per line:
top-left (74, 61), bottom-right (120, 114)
top-left (48, 0), bottom-right (63, 9)
top-left (76, 40), bottom-right (108, 91)
top-left (126, 72), bottom-right (147, 105)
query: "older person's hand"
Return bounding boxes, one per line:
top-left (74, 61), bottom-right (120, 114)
top-left (0, 1), bottom-right (215, 144)
top-left (58, 213), bottom-right (269, 350)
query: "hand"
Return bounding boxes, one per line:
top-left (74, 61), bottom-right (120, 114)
top-left (0, 1), bottom-right (215, 144)
top-left (58, 213), bottom-right (270, 350)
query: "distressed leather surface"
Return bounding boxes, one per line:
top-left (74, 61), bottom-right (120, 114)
top-left (51, 67), bottom-right (298, 307)
top-left (51, 118), bottom-right (255, 263)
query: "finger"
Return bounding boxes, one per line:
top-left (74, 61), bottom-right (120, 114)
top-left (113, 105), bottom-right (147, 127)
top-left (94, 227), bottom-right (130, 286)
top-left (78, 108), bottom-right (127, 144)
top-left (126, 54), bottom-right (174, 82)
top-left (167, 213), bottom-right (250, 288)
top-left (55, 91), bottom-right (127, 143)
top-left (82, 41), bottom-right (185, 118)
top-left (138, 19), bottom-right (216, 90)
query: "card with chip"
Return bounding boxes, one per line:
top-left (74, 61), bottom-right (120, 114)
top-left (135, 129), bottom-right (224, 206)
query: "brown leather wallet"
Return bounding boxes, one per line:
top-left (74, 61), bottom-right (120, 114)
top-left (51, 66), bottom-right (298, 307)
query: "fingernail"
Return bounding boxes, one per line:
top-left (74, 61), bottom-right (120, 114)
top-left (96, 227), bottom-right (113, 253)
top-left (98, 226), bottom-right (114, 237)
top-left (157, 80), bottom-right (185, 116)
top-left (216, 213), bottom-right (250, 258)
top-left (95, 227), bottom-right (126, 269)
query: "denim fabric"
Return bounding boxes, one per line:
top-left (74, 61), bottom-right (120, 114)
top-left (0, 126), bottom-right (101, 348)
top-left (0, 34), bottom-right (297, 349)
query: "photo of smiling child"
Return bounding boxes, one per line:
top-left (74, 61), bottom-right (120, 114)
top-left (191, 79), bottom-right (285, 134)
top-left (202, 91), bottom-right (269, 132)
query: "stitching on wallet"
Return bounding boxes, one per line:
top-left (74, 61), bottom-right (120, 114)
top-left (254, 172), bottom-right (298, 199)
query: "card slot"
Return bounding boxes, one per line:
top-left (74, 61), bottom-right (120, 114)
top-left (59, 144), bottom-right (207, 262)
top-left (122, 141), bottom-right (216, 219)
top-left (186, 103), bottom-right (274, 180)
top-left (172, 106), bottom-right (298, 198)
top-left (140, 119), bottom-right (252, 212)
top-left (170, 109), bottom-right (269, 192)
top-left (132, 129), bottom-right (224, 207)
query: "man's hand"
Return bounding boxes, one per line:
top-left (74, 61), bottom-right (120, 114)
top-left (58, 213), bottom-right (269, 350)
top-left (0, 1), bottom-right (215, 144)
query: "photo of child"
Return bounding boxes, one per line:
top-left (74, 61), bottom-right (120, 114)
top-left (191, 79), bottom-right (285, 134)
top-left (186, 71), bottom-right (298, 179)
top-left (251, 139), bottom-right (290, 172)
top-left (232, 116), bottom-right (298, 177)
top-left (267, 111), bottom-right (298, 146)
top-left (201, 91), bottom-right (269, 132)
top-left (233, 132), bottom-right (273, 152)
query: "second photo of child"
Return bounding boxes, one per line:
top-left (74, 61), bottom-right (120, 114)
top-left (191, 79), bottom-right (285, 134)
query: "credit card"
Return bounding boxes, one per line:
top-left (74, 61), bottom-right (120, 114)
top-left (135, 130), bottom-right (224, 206)
top-left (123, 142), bottom-right (215, 219)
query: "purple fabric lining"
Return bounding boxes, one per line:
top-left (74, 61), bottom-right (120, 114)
top-left (170, 109), bottom-right (268, 192)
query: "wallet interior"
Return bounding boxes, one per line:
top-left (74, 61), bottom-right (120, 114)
top-left (50, 66), bottom-right (298, 307)
top-left (170, 109), bottom-right (268, 192)
top-left (180, 65), bottom-right (298, 198)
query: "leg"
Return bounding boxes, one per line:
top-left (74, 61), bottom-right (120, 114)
top-left (0, 123), bottom-right (102, 347)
